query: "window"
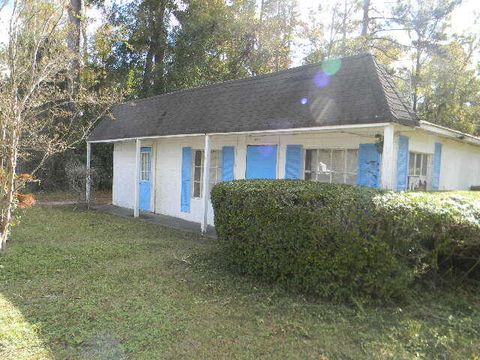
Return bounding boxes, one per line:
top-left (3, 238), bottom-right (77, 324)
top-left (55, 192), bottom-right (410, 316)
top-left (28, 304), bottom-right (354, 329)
top-left (140, 150), bottom-right (151, 181)
top-left (192, 150), bottom-right (203, 198)
top-left (304, 149), bottom-right (358, 185)
top-left (209, 150), bottom-right (223, 193)
top-left (408, 152), bottom-right (431, 190)
top-left (192, 150), bottom-right (223, 198)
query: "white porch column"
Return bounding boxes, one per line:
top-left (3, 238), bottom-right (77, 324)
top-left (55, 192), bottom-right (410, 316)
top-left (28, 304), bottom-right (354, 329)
top-left (381, 124), bottom-right (396, 189)
top-left (134, 139), bottom-right (141, 218)
top-left (86, 142), bottom-right (92, 207)
top-left (201, 134), bottom-right (211, 234)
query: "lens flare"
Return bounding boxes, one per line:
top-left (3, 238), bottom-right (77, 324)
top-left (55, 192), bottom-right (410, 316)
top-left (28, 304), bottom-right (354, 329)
top-left (300, 97), bottom-right (308, 105)
top-left (259, 145), bottom-right (275, 157)
top-left (322, 58), bottom-right (342, 76)
top-left (314, 71), bottom-right (331, 88)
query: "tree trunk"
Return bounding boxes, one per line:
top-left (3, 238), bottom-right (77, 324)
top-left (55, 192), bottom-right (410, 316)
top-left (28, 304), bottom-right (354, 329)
top-left (327, 6), bottom-right (337, 58)
top-left (361, 0), bottom-right (370, 36)
top-left (141, 0), bottom-right (167, 95)
top-left (81, 4), bottom-right (89, 65)
top-left (67, 0), bottom-right (82, 94)
top-left (341, 0), bottom-right (347, 54)
top-left (412, 47), bottom-right (421, 112)
top-left (142, 46), bottom-right (154, 94)
top-left (0, 130), bottom-right (18, 252)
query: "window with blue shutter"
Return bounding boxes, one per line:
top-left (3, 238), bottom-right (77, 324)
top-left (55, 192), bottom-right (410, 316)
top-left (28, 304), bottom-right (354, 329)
top-left (357, 143), bottom-right (381, 188)
top-left (432, 142), bottom-right (442, 190)
top-left (285, 145), bottom-right (303, 179)
top-left (222, 146), bottom-right (235, 181)
top-left (181, 147), bottom-right (192, 212)
top-left (396, 136), bottom-right (409, 191)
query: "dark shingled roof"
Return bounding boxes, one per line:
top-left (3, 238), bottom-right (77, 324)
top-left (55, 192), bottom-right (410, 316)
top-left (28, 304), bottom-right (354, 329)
top-left (89, 53), bottom-right (417, 141)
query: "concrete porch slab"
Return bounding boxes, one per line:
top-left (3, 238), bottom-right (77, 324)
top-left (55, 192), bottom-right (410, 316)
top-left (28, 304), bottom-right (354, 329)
top-left (92, 204), bottom-right (217, 239)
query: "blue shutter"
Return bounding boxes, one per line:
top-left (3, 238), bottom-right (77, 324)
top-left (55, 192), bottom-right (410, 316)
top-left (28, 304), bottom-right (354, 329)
top-left (357, 143), bottom-right (381, 188)
top-left (181, 147), bottom-right (192, 212)
top-left (432, 142), bottom-right (442, 190)
top-left (222, 146), bottom-right (235, 181)
top-left (246, 145), bottom-right (278, 179)
top-left (396, 135), bottom-right (409, 191)
top-left (285, 145), bottom-right (303, 179)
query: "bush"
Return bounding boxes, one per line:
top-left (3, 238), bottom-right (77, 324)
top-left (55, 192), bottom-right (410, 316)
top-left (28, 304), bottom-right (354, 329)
top-left (211, 180), bottom-right (480, 302)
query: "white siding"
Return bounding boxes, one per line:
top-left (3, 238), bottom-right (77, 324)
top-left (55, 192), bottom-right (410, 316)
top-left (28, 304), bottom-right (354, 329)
top-left (111, 128), bottom-right (480, 227)
top-left (153, 130), bottom-right (379, 225)
top-left (440, 140), bottom-right (480, 190)
top-left (402, 130), bottom-right (480, 190)
top-left (112, 141), bottom-right (136, 209)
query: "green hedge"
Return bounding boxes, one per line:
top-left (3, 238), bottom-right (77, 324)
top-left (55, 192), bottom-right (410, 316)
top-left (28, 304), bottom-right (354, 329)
top-left (211, 180), bottom-right (480, 302)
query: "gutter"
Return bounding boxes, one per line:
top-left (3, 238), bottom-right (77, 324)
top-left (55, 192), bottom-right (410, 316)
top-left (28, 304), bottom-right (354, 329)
top-left (418, 121), bottom-right (480, 147)
top-left (86, 122), bottom-right (392, 144)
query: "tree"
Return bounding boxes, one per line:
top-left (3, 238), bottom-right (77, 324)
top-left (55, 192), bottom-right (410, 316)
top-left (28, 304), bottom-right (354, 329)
top-left (417, 38), bottom-right (480, 134)
top-left (0, 0), bottom-right (115, 251)
top-left (167, 0), bottom-right (260, 90)
top-left (302, 0), bottom-right (403, 65)
top-left (98, 0), bottom-right (174, 98)
top-left (252, 0), bottom-right (298, 74)
top-left (392, 0), bottom-right (462, 111)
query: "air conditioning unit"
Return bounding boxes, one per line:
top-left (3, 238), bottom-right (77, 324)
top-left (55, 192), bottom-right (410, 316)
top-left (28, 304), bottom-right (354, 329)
top-left (408, 175), bottom-right (428, 191)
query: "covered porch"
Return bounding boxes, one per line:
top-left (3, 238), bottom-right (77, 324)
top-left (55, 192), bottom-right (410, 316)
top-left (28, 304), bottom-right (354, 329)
top-left (85, 122), bottom-right (405, 234)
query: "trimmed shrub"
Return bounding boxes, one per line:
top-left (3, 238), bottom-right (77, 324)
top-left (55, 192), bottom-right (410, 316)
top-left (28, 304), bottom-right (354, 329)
top-left (211, 180), bottom-right (480, 302)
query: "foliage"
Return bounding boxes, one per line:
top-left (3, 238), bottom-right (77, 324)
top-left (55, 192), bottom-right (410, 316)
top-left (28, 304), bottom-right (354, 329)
top-left (211, 180), bottom-right (480, 302)
top-left (416, 39), bottom-right (480, 134)
top-left (97, 0), bottom-right (299, 98)
top-left (0, 0), bottom-right (116, 251)
top-left (300, 0), bottom-right (479, 135)
top-left (0, 206), bottom-right (479, 358)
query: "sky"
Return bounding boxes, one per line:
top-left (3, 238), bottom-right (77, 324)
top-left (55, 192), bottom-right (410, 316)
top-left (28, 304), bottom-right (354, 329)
top-left (291, 0), bottom-right (479, 65)
top-left (0, 0), bottom-right (479, 65)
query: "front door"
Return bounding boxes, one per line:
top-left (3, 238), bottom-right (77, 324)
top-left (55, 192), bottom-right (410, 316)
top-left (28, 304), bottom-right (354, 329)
top-left (139, 147), bottom-right (152, 211)
top-left (246, 145), bottom-right (278, 179)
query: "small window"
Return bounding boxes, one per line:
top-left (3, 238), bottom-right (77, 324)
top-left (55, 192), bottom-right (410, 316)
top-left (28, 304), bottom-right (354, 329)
top-left (304, 149), bottom-right (358, 184)
top-left (192, 149), bottom-right (223, 198)
top-left (140, 150), bottom-right (151, 181)
top-left (209, 150), bottom-right (223, 193)
top-left (192, 150), bottom-right (203, 198)
top-left (408, 152), bottom-right (431, 190)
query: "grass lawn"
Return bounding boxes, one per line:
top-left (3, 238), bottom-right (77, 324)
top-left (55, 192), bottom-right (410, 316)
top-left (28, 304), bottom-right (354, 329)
top-left (31, 190), bottom-right (112, 204)
top-left (1, 206), bottom-right (479, 359)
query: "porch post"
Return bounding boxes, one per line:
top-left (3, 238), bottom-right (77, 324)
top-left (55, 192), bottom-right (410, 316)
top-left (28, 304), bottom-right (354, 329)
top-left (381, 124), bottom-right (396, 189)
top-left (201, 134), bottom-right (211, 234)
top-left (86, 142), bottom-right (92, 207)
top-left (134, 139), bottom-right (141, 218)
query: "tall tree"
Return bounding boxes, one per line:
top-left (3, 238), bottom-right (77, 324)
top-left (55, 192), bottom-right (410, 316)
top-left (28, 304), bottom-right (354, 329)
top-left (99, 0), bottom-right (174, 98)
top-left (417, 38), bottom-right (480, 134)
top-left (252, 0), bottom-right (298, 74)
top-left (302, 0), bottom-right (403, 64)
top-left (140, 0), bottom-right (169, 95)
top-left (392, 0), bottom-right (462, 112)
top-left (67, 0), bottom-right (83, 94)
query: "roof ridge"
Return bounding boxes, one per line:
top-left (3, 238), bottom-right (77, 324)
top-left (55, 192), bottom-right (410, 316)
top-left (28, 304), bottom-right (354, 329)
top-left (119, 53), bottom-right (374, 107)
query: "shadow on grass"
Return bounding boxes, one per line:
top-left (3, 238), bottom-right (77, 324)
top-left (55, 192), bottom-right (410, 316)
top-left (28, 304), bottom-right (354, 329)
top-left (1, 206), bottom-right (479, 359)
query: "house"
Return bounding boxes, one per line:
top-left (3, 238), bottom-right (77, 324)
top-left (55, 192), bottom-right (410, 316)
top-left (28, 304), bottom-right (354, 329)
top-left (87, 53), bottom-right (480, 233)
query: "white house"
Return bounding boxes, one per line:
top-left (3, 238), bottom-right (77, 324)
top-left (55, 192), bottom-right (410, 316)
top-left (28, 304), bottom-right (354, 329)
top-left (87, 54), bottom-right (480, 233)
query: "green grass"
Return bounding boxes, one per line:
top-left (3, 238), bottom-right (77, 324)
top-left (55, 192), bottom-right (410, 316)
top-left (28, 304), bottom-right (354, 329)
top-left (31, 190), bottom-right (111, 204)
top-left (1, 206), bottom-right (479, 359)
